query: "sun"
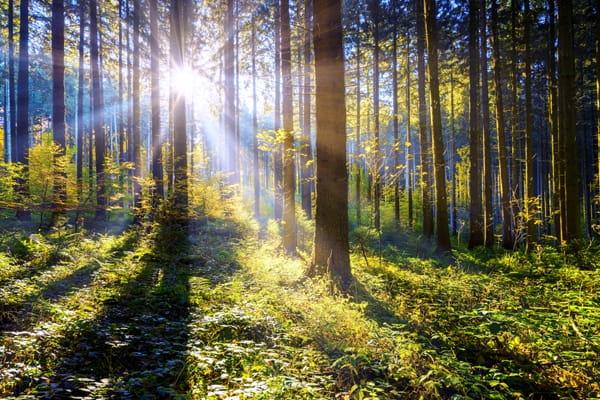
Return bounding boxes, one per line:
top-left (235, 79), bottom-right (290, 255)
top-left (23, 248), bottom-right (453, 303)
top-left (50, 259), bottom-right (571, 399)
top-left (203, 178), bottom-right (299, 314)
top-left (171, 66), bottom-right (197, 98)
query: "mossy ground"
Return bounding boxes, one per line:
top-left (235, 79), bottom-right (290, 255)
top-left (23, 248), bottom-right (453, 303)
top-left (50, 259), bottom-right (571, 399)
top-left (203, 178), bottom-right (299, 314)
top-left (0, 198), bottom-right (597, 399)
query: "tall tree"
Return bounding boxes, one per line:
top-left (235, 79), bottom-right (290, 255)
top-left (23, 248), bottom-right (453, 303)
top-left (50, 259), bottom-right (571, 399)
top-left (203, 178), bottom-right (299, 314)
top-left (301, 0), bottom-right (313, 219)
top-left (406, 34), bottom-right (413, 228)
top-left (132, 0), bottom-right (141, 209)
top-left (424, 0), bottom-right (450, 251)
top-left (510, 0), bottom-right (520, 236)
top-left (468, 0), bottom-right (484, 248)
top-left (392, 0), bottom-right (400, 227)
top-left (77, 0), bottom-right (86, 202)
top-left (252, 16), bottom-right (260, 217)
top-left (416, 0), bottom-right (433, 237)
top-left (171, 0), bottom-right (188, 216)
top-left (281, 0), bottom-right (297, 254)
top-left (8, 0), bottom-right (16, 162)
top-left (523, 0), bottom-right (535, 248)
top-left (369, 0), bottom-right (381, 231)
top-left (52, 0), bottom-right (66, 215)
top-left (16, 0), bottom-right (30, 220)
top-left (150, 0), bottom-right (163, 200)
top-left (557, 0), bottom-right (580, 242)
top-left (273, 2), bottom-right (283, 220)
top-left (224, 0), bottom-right (235, 184)
top-left (311, 0), bottom-right (351, 288)
top-left (596, 0), bottom-right (600, 195)
top-left (480, 0), bottom-right (493, 247)
top-left (355, 9), bottom-right (362, 225)
top-left (491, 0), bottom-right (512, 248)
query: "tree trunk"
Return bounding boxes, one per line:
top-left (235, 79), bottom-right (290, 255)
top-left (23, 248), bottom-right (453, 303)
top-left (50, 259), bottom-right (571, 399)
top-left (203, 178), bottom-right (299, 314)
top-left (480, 0), bottom-right (493, 247)
top-left (8, 0), bottom-right (16, 162)
top-left (76, 1), bottom-right (85, 203)
top-left (596, 0), bottom-right (600, 203)
top-left (450, 69), bottom-right (457, 235)
top-left (510, 0), bottom-right (520, 242)
top-left (171, 0), bottom-right (188, 217)
top-left (52, 0), bottom-right (66, 217)
top-left (280, 0), bottom-right (297, 254)
top-left (150, 0), bottom-right (163, 201)
top-left (132, 0), bottom-right (141, 210)
top-left (90, 0), bottom-right (105, 219)
top-left (416, 0), bottom-right (433, 237)
top-left (392, 2), bottom-right (400, 228)
top-left (491, 0), bottom-right (513, 249)
top-left (523, 0), bottom-right (535, 248)
top-left (118, 0), bottom-right (125, 201)
top-left (424, 0), bottom-right (450, 251)
top-left (273, 2), bottom-right (283, 220)
top-left (252, 17), bottom-right (260, 217)
top-left (369, 0), bottom-right (381, 231)
top-left (468, 0), bottom-right (484, 248)
top-left (311, 0), bottom-right (351, 289)
top-left (301, 0), bottom-right (313, 219)
top-left (15, 0), bottom-right (30, 220)
top-left (355, 12), bottom-right (361, 225)
top-left (557, 0), bottom-right (580, 243)
top-left (406, 35), bottom-right (413, 228)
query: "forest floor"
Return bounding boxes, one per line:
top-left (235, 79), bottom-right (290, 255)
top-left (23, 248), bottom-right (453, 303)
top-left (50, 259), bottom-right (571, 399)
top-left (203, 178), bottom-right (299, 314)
top-left (0, 199), bottom-right (598, 399)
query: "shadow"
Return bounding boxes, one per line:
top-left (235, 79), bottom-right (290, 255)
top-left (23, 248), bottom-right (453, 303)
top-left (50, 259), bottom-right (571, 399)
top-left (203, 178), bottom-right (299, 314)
top-left (349, 280), bottom-right (407, 326)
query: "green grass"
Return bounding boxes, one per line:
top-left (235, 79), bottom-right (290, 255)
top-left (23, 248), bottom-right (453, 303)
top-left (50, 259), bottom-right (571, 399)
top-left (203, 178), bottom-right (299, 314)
top-left (0, 197), bottom-right (597, 399)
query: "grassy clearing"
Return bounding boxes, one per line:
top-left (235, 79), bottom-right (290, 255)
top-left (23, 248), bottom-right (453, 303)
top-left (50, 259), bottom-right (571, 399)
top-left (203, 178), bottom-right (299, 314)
top-left (0, 199), bottom-right (597, 399)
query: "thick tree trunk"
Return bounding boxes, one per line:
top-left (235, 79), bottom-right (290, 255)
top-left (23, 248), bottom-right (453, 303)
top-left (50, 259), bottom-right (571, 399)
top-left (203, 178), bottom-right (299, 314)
top-left (480, 0), bottom-right (493, 247)
top-left (558, 0), bottom-right (580, 242)
top-left (424, 0), bottom-right (450, 251)
top-left (90, 0), bottom-right (106, 219)
top-left (150, 0), bottom-right (163, 200)
top-left (52, 0), bottom-right (66, 216)
top-left (280, 0), bottom-right (297, 254)
top-left (369, 0), bottom-right (381, 231)
top-left (301, 0), bottom-right (313, 219)
top-left (311, 0), bottom-right (351, 289)
top-left (171, 0), bottom-right (188, 216)
top-left (416, 0), bottom-right (433, 237)
top-left (491, 0), bottom-right (513, 249)
top-left (273, 2), bottom-right (283, 220)
top-left (468, 0), bottom-right (484, 248)
top-left (523, 0), bottom-right (535, 248)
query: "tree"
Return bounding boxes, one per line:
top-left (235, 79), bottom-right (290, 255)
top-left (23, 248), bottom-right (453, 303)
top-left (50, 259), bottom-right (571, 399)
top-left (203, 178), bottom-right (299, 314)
top-left (392, 0), bottom-right (400, 227)
top-left (16, 0), bottom-right (30, 220)
top-left (510, 0), bottom-right (519, 238)
top-left (52, 0), bottom-right (66, 216)
top-left (132, 0), bottom-right (141, 210)
top-left (252, 16), bottom-right (259, 217)
top-left (355, 9), bottom-right (362, 225)
top-left (369, 0), bottom-right (381, 231)
top-left (76, 0), bottom-right (86, 202)
top-left (424, 0), bottom-right (450, 251)
top-left (301, 0), bottom-right (313, 219)
top-left (90, 0), bottom-right (106, 219)
top-left (596, 0), bottom-right (600, 197)
top-left (150, 0), bottom-right (163, 200)
top-left (8, 0), bottom-right (16, 162)
top-left (557, 0), bottom-right (580, 242)
top-left (406, 34), bottom-right (413, 228)
top-left (416, 0), bottom-right (433, 237)
top-left (311, 0), bottom-right (351, 288)
top-left (468, 0), bottom-right (484, 248)
top-left (480, 0), bottom-right (493, 247)
top-left (491, 0), bottom-right (512, 249)
top-left (273, 1), bottom-right (283, 220)
top-left (280, 0), bottom-right (297, 254)
top-left (523, 0), bottom-right (535, 248)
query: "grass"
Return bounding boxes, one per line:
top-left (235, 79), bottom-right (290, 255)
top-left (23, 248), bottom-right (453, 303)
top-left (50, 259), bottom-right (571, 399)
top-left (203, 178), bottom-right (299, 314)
top-left (0, 197), bottom-right (597, 399)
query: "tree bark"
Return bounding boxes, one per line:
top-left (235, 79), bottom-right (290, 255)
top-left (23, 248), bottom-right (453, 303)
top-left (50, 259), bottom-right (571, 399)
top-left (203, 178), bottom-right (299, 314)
top-left (132, 0), bottom-right (141, 210)
top-left (355, 11), bottom-right (361, 225)
top-left (301, 0), bottom-right (313, 219)
top-left (52, 0), bottom-right (66, 216)
top-left (252, 17), bottom-right (260, 217)
top-left (424, 0), bottom-right (450, 251)
top-left (273, 2), bottom-right (283, 220)
top-left (491, 0), bottom-right (513, 249)
top-left (150, 0), bottom-right (163, 200)
top-left (311, 0), bottom-right (351, 289)
top-left (469, 0), bottom-right (484, 248)
top-left (280, 0), bottom-right (297, 254)
top-left (406, 35), bottom-right (413, 228)
top-left (523, 0), bottom-right (535, 248)
top-left (510, 0), bottom-right (520, 242)
top-left (369, 0), bottom-right (381, 231)
top-left (8, 0), bottom-right (16, 162)
top-left (480, 0), bottom-right (493, 247)
top-left (392, 1), bottom-right (400, 228)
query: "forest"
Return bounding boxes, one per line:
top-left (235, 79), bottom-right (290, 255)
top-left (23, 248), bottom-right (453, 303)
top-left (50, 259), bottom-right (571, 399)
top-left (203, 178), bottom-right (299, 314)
top-left (0, 0), bottom-right (598, 398)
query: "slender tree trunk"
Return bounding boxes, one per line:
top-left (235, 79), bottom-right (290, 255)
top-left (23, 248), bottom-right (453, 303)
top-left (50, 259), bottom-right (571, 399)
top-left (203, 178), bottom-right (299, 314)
top-left (171, 0), bottom-right (188, 217)
top-left (523, 0), bottom-right (535, 248)
top-left (369, 0), bottom-right (381, 231)
top-left (281, 0), bottom-right (297, 254)
top-left (450, 69), bottom-right (457, 235)
top-left (52, 0), bottom-right (66, 217)
top-left (90, 0), bottom-right (105, 219)
top-left (16, 0), bottom-right (30, 220)
top-left (301, 0), bottom-right (313, 219)
top-left (558, 0), bottom-right (580, 243)
top-left (491, 0), bottom-right (513, 249)
top-left (510, 0), bottom-right (520, 242)
top-left (132, 0), bottom-right (141, 210)
top-left (424, 0), bottom-right (450, 251)
top-left (406, 35), bottom-right (413, 228)
top-left (392, 4), bottom-right (400, 228)
top-left (416, 0), bottom-right (433, 237)
top-left (118, 0), bottom-right (126, 204)
top-left (480, 0), bottom-right (493, 247)
top-left (596, 0), bottom-right (600, 200)
top-left (150, 0), bottom-right (163, 201)
top-left (273, 2), bottom-right (283, 220)
top-left (8, 0), bottom-right (16, 162)
top-left (76, 1), bottom-right (86, 203)
top-left (311, 0), bottom-right (351, 289)
top-left (224, 0), bottom-right (235, 183)
top-left (355, 14), bottom-right (361, 225)
top-left (252, 18), bottom-right (260, 217)
top-left (469, 0), bottom-right (484, 248)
